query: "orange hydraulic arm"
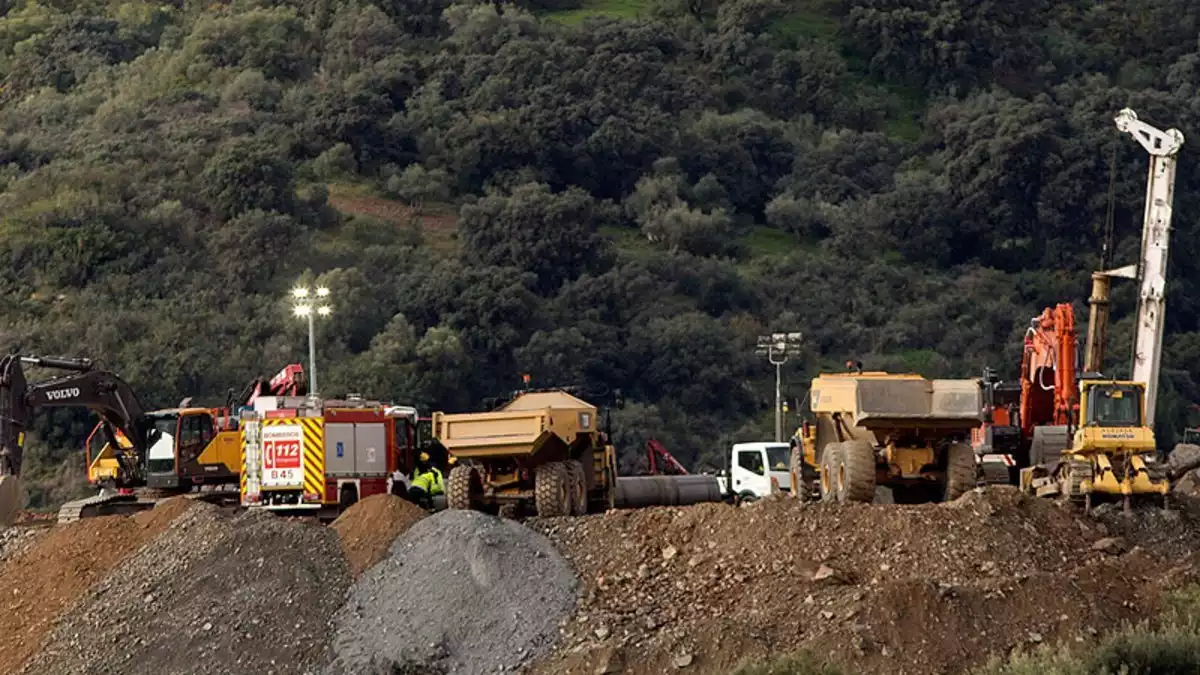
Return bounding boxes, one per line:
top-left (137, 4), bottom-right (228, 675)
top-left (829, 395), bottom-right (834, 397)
top-left (1019, 304), bottom-right (1078, 439)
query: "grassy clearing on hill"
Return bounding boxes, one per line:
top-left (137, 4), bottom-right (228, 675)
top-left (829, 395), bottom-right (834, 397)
top-left (542, 0), bottom-right (649, 25)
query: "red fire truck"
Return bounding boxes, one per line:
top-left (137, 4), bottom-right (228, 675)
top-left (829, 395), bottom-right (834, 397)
top-left (239, 394), bottom-right (434, 518)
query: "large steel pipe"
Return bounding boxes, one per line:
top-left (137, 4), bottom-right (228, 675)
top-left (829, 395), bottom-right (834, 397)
top-left (614, 475), bottom-right (723, 509)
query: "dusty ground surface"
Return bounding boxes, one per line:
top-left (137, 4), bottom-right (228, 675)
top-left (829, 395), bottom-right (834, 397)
top-left (524, 487), bottom-right (1200, 675)
top-left (331, 493), bottom-right (428, 578)
top-left (25, 504), bottom-right (350, 675)
top-left (0, 496), bottom-right (195, 674)
top-left (6, 484), bottom-right (1200, 675)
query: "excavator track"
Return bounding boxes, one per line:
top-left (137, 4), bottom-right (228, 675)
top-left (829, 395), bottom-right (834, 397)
top-left (1063, 458), bottom-right (1093, 502)
top-left (56, 492), bottom-right (156, 523)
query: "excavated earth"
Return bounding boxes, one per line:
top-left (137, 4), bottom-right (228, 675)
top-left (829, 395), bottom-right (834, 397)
top-left (331, 493), bottom-right (428, 578)
top-left (524, 487), bottom-right (1200, 675)
top-left (0, 496), bottom-right (195, 675)
top-left (25, 503), bottom-right (351, 675)
top-left (4, 486), bottom-right (1200, 675)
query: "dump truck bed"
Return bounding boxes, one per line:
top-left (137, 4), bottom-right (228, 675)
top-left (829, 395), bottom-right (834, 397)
top-left (432, 390), bottom-right (599, 460)
top-left (810, 372), bottom-right (982, 430)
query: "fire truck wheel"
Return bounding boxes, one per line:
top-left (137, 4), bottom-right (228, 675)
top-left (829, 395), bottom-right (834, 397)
top-left (447, 465), bottom-right (480, 511)
top-left (535, 462), bottom-right (570, 517)
top-left (566, 460), bottom-right (587, 516)
top-left (339, 484), bottom-right (359, 511)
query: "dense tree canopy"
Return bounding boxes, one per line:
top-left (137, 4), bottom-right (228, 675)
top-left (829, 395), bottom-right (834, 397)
top-left (4, 0), bottom-right (1200, 504)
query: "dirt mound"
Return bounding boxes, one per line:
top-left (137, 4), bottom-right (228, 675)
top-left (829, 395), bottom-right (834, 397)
top-left (323, 509), bottom-right (578, 675)
top-left (26, 505), bottom-right (351, 675)
top-left (524, 487), bottom-right (1200, 675)
top-left (0, 498), bottom-right (197, 674)
top-left (332, 494), bottom-right (427, 577)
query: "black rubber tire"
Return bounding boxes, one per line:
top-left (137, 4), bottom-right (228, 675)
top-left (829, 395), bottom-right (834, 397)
top-left (839, 439), bottom-right (877, 503)
top-left (535, 462), bottom-right (570, 517)
top-left (820, 443), bottom-right (843, 503)
top-left (339, 484), bottom-right (359, 511)
top-left (447, 465), bottom-right (479, 511)
top-left (943, 442), bottom-right (976, 502)
top-left (565, 460), bottom-right (587, 515)
top-left (789, 442), bottom-right (807, 501)
top-left (603, 451), bottom-right (618, 511)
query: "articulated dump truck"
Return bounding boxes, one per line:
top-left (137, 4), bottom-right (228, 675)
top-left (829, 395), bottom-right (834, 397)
top-left (791, 372), bottom-right (983, 504)
top-left (433, 390), bottom-right (620, 517)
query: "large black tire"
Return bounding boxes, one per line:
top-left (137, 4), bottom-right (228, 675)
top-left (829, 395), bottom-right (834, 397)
top-left (839, 439), bottom-right (877, 503)
top-left (603, 451), bottom-right (618, 510)
top-left (789, 442), bottom-right (807, 501)
top-left (339, 484), bottom-right (359, 511)
top-left (565, 460), bottom-right (587, 516)
top-left (943, 442), bottom-right (976, 502)
top-left (819, 443), bottom-right (843, 503)
top-left (535, 462), bottom-right (570, 517)
top-left (447, 465), bottom-right (480, 511)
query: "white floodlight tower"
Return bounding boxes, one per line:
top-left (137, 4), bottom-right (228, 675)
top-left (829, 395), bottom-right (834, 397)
top-left (292, 285), bottom-right (332, 395)
top-left (756, 332), bottom-right (804, 442)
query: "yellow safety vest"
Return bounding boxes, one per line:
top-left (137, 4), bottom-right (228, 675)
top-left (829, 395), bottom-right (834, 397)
top-left (412, 467), bottom-right (444, 496)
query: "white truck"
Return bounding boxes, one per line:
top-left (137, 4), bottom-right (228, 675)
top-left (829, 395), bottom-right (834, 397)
top-left (717, 441), bottom-right (794, 501)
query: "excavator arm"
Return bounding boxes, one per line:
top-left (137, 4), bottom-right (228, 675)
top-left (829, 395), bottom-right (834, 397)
top-left (0, 354), bottom-right (149, 524)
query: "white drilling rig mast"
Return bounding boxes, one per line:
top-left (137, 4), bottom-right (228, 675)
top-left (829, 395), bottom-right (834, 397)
top-left (1114, 108), bottom-right (1184, 425)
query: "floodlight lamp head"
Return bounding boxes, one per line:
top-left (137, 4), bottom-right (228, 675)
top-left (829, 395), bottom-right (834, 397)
top-left (292, 287), bottom-right (309, 299)
top-left (316, 287), bottom-right (330, 298)
top-left (317, 306), bottom-right (332, 317)
top-left (293, 305), bottom-right (312, 317)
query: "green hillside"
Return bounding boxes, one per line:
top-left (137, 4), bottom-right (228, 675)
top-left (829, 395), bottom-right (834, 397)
top-left (4, 0), bottom-right (1200, 507)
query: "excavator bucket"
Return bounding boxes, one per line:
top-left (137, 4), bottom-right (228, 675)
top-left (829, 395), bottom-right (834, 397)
top-left (0, 474), bottom-right (22, 526)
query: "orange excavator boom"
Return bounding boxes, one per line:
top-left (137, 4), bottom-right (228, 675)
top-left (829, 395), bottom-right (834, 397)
top-left (1019, 303), bottom-right (1078, 439)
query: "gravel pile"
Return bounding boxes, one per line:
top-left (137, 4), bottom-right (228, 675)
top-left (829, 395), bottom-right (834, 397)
top-left (323, 509), bottom-right (578, 675)
top-left (0, 498), bottom-right (195, 674)
top-left (0, 525), bottom-right (45, 563)
top-left (26, 505), bottom-right (351, 675)
top-left (524, 486), bottom-right (1200, 675)
top-left (332, 494), bottom-right (428, 578)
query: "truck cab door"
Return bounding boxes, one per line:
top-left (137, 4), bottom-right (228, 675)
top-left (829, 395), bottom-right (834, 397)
top-left (732, 448), bottom-right (769, 499)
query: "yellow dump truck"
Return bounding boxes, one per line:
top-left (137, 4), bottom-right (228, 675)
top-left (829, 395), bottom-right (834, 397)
top-left (432, 390), bottom-right (619, 517)
top-left (790, 372), bottom-right (983, 503)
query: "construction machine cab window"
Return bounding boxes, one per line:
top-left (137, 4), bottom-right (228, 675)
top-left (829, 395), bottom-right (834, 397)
top-left (178, 412), bottom-right (213, 463)
top-left (146, 415), bottom-right (178, 473)
top-left (738, 450), bottom-right (765, 475)
top-left (1087, 385), bottom-right (1142, 427)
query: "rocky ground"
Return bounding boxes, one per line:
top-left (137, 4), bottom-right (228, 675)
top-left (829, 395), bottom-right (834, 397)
top-left (2, 486), bottom-right (1200, 675)
top-left (25, 503), bottom-right (351, 675)
top-left (524, 487), bottom-right (1200, 675)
